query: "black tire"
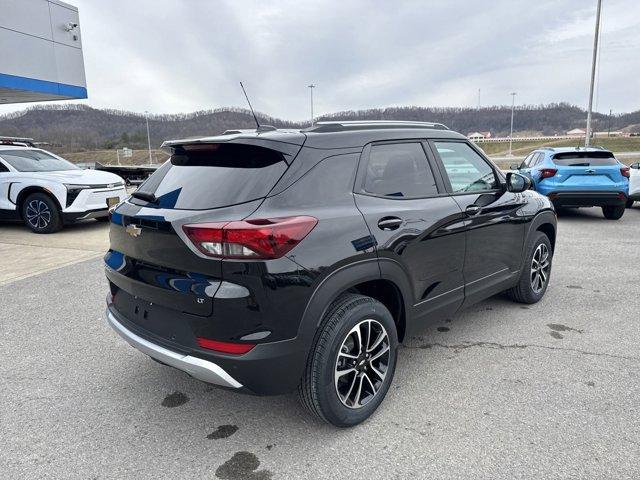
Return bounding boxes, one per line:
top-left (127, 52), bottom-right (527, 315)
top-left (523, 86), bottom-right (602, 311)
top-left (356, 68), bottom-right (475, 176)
top-left (298, 293), bottom-right (398, 427)
top-left (602, 205), bottom-right (625, 220)
top-left (95, 216), bottom-right (110, 222)
top-left (21, 192), bottom-right (62, 234)
top-left (507, 231), bottom-right (552, 304)
top-left (626, 199), bottom-right (634, 209)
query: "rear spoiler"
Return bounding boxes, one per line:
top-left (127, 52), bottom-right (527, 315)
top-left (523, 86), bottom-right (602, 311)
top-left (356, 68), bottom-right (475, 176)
top-left (161, 133), bottom-right (305, 165)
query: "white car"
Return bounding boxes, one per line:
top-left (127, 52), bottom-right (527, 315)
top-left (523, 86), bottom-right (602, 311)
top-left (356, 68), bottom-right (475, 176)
top-left (628, 162), bottom-right (640, 208)
top-left (0, 143), bottom-right (127, 233)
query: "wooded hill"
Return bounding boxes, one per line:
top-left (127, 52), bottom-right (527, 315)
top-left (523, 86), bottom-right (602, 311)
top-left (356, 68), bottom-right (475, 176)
top-left (0, 103), bottom-right (638, 152)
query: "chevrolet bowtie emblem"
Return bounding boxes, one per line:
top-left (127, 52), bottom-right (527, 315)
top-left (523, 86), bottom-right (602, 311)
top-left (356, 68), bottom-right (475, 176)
top-left (126, 224), bottom-right (142, 237)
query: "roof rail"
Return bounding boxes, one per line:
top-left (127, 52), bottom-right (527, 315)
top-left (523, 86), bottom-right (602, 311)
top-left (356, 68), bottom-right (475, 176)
top-left (303, 120), bottom-right (449, 133)
top-left (0, 136), bottom-right (36, 147)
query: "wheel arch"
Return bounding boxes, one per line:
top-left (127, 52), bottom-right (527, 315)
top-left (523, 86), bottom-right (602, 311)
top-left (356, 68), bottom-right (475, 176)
top-left (297, 258), bottom-right (412, 350)
top-left (15, 186), bottom-right (63, 219)
top-left (529, 210), bottom-right (557, 251)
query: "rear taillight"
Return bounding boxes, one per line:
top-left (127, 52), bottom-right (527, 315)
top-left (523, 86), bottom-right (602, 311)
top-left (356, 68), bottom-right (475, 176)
top-left (540, 168), bottom-right (557, 179)
top-left (182, 216), bottom-right (318, 259)
top-left (197, 337), bottom-right (256, 355)
top-left (621, 167), bottom-right (630, 178)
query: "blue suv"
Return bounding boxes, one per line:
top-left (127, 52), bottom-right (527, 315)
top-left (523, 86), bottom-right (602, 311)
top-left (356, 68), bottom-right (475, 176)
top-left (512, 147), bottom-right (630, 220)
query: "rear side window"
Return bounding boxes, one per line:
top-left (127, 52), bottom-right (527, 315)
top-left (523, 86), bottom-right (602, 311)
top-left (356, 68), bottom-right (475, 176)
top-left (534, 153), bottom-right (546, 166)
top-left (552, 151), bottom-right (617, 166)
top-left (434, 141), bottom-right (498, 193)
top-left (361, 143), bottom-right (438, 198)
top-left (133, 143), bottom-right (287, 210)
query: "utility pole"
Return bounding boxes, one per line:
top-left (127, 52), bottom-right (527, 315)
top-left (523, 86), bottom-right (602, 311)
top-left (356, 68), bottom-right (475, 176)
top-left (145, 110), bottom-right (152, 165)
top-left (478, 88), bottom-right (481, 109)
top-left (608, 108), bottom-right (612, 137)
top-left (585, 0), bottom-right (602, 147)
top-left (308, 84), bottom-right (316, 126)
top-left (508, 92), bottom-right (517, 156)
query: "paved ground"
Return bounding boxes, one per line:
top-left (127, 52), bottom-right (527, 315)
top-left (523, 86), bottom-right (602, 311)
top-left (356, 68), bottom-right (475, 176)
top-left (0, 220), bottom-right (109, 285)
top-left (2, 206), bottom-right (640, 479)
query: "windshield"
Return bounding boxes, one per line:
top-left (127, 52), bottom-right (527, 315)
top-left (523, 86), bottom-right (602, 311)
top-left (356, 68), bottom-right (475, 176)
top-left (0, 149), bottom-right (79, 172)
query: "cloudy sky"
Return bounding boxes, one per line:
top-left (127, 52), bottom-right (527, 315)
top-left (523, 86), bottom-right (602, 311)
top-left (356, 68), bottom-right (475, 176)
top-left (2, 0), bottom-right (639, 119)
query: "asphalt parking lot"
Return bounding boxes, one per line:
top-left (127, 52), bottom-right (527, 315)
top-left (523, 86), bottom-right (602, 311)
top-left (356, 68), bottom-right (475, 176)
top-left (2, 206), bottom-right (640, 479)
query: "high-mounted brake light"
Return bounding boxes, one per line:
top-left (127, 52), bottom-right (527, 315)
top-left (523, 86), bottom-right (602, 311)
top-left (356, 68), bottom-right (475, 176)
top-left (182, 216), bottom-right (318, 259)
top-left (197, 337), bottom-right (256, 355)
top-left (540, 168), bottom-right (557, 179)
top-left (621, 166), bottom-right (630, 178)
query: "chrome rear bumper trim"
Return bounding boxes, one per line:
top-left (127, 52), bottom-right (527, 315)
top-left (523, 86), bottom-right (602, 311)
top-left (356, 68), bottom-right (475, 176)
top-left (106, 309), bottom-right (243, 389)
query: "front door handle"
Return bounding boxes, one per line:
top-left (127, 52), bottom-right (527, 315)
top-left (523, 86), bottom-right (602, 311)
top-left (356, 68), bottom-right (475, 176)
top-left (465, 205), bottom-right (481, 216)
top-left (377, 216), bottom-right (403, 231)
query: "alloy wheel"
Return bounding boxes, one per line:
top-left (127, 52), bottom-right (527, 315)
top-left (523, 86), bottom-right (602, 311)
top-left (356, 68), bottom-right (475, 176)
top-left (334, 319), bottom-right (390, 409)
top-left (530, 243), bottom-right (550, 294)
top-left (26, 199), bottom-right (52, 230)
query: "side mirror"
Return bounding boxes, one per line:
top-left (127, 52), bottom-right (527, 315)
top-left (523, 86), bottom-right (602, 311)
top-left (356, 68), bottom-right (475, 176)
top-left (506, 172), bottom-right (531, 193)
top-left (631, 163), bottom-right (640, 170)
top-left (510, 164), bottom-right (520, 171)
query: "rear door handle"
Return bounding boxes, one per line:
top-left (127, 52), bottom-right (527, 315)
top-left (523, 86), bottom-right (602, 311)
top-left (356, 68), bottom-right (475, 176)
top-left (377, 216), bottom-right (403, 231)
top-left (465, 205), bottom-right (481, 216)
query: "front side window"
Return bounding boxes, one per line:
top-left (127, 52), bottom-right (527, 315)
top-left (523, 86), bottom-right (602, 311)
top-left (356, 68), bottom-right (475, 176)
top-left (361, 142), bottom-right (438, 198)
top-left (0, 149), bottom-right (79, 172)
top-left (434, 141), bottom-right (498, 193)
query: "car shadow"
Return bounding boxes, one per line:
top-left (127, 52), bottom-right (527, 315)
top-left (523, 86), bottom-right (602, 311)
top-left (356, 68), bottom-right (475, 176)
top-left (555, 206), bottom-right (610, 222)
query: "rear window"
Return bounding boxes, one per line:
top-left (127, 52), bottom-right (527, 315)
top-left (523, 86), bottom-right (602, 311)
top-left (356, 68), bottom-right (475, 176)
top-left (552, 151), bottom-right (618, 166)
top-left (132, 143), bottom-right (287, 210)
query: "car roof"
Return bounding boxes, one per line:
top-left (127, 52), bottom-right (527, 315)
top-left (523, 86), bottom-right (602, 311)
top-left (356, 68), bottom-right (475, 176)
top-left (162, 121), bottom-right (467, 151)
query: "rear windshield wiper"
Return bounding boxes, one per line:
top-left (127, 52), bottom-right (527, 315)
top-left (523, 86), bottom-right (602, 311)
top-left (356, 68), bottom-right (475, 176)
top-left (568, 162), bottom-right (590, 167)
top-left (130, 191), bottom-right (158, 204)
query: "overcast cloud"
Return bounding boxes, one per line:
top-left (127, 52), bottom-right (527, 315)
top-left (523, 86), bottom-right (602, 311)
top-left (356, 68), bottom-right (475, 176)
top-left (2, 0), bottom-right (639, 119)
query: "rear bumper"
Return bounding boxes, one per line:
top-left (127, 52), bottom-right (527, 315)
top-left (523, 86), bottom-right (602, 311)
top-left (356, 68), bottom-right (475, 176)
top-left (105, 303), bottom-right (308, 395)
top-left (545, 191), bottom-right (627, 207)
top-left (106, 308), bottom-right (243, 389)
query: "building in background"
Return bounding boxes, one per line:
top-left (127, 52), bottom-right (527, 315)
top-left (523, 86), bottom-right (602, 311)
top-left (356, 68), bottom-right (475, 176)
top-left (467, 131), bottom-right (492, 141)
top-left (0, 0), bottom-right (86, 105)
top-left (566, 128), bottom-right (586, 137)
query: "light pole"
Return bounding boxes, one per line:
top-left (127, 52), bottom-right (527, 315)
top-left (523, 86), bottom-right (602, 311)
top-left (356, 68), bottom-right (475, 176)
top-left (508, 92), bottom-right (517, 156)
top-left (145, 110), bottom-right (152, 165)
top-left (585, 0), bottom-right (602, 147)
top-left (308, 84), bottom-right (315, 126)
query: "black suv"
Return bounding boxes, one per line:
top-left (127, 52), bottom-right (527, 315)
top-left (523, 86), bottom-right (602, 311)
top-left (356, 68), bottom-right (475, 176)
top-left (105, 121), bottom-right (556, 427)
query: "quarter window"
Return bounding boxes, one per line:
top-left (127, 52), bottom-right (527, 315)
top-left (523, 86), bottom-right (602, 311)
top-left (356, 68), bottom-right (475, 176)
top-left (434, 141), bottom-right (498, 193)
top-left (362, 143), bottom-right (438, 198)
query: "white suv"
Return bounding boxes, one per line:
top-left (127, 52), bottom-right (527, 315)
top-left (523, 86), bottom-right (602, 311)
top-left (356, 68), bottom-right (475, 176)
top-left (0, 144), bottom-right (127, 233)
